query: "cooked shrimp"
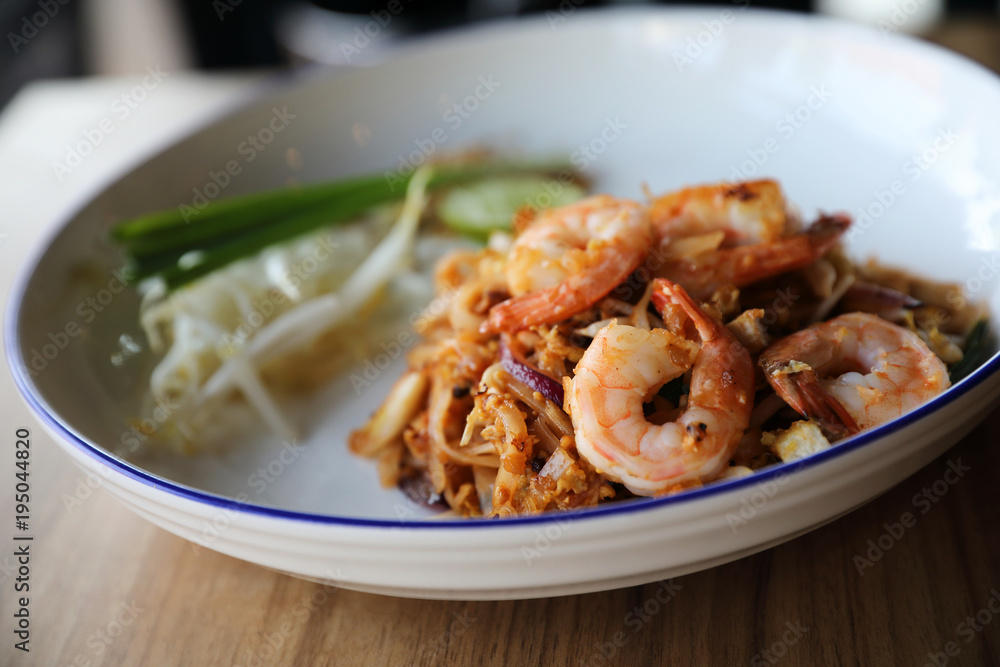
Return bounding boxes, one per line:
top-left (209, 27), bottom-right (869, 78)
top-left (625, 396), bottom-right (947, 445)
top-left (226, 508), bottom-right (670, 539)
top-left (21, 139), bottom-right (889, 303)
top-left (759, 312), bottom-right (951, 441)
top-left (649, 179), bottom-right (791, 245)
top-left (657, 214), bottom-right (851, 298)
top-left (482, 195), bottom-right (652, 333)
top-left (567, 279), bottom-right (755, 495)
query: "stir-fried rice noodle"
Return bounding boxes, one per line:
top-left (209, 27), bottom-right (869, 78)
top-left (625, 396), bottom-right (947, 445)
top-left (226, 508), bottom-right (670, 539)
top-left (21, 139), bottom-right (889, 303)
top-left (348, 179), bottom-right (987, 516)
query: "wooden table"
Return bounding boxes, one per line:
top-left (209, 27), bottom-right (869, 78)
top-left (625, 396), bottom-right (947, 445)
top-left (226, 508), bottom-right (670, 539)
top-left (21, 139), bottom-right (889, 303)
top-left (3, 17), bottom-right (1000, 667)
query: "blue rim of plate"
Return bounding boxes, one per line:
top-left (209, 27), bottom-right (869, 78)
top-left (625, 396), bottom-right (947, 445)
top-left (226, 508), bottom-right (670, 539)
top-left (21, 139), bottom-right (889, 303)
top-left (6, 7), bottom-right (1000, 529)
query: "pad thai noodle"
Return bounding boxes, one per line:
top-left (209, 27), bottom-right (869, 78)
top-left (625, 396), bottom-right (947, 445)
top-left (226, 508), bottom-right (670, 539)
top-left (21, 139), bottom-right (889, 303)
top-left (348, 178), bottom-right (987, 517)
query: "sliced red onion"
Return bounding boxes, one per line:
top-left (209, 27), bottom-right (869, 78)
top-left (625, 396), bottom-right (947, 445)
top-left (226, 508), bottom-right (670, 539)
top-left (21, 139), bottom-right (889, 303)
top-left (399, 474), bottom-right (448, 511)
top-left (838, 282), bottom-right (922, 317)
top-left (499, 337), bottom-right (565, 406)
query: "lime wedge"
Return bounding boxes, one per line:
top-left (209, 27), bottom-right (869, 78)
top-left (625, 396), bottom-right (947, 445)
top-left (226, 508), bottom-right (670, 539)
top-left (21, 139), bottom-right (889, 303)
top-left (438, 176), bottom-right (586, 239)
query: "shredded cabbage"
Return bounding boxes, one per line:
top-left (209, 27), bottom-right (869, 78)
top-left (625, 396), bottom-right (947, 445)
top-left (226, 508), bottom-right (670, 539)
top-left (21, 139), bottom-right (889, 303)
top-left (138, 166), bottom-right (434, 450)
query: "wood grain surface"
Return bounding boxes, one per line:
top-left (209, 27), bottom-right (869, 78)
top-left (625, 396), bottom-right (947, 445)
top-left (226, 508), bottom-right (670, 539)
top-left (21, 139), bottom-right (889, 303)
top-left (3, 17), bottom-right (1000, 667)
top-left (3, 409), bottom-right (999, 667)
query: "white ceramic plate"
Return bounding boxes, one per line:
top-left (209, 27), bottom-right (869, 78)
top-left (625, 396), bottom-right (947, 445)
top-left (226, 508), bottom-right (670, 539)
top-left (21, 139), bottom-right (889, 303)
top-left (8, 7), bottom-right (1000, 600)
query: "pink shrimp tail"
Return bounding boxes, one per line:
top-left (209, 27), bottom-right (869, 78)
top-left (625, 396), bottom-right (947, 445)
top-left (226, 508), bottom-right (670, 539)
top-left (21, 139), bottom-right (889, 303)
top-left (482, 283), bottom-right (580, 334)
top-left (650, 278), bottom-right (719, 342)
top-left (659, 213), bottom-right (852, 298)
top-left (759, 359), bottom-right (861, 440)
top-left (650, 277), bottom-right (756, 446)
top-left (483, 249), bottom-right (645, 334)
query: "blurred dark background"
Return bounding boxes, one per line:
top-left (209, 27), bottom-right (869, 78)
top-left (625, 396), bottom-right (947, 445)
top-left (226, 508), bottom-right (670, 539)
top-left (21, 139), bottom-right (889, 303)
top-left (0, 0), bottom-right (997, 112)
